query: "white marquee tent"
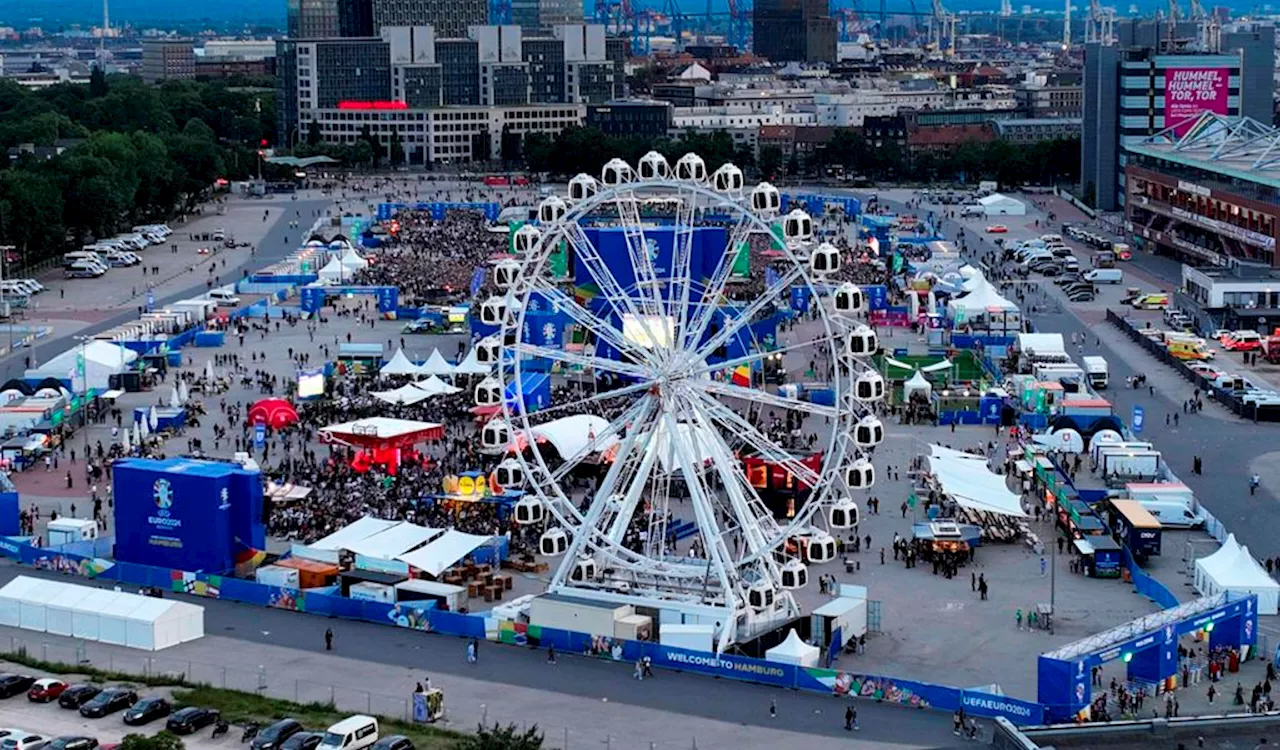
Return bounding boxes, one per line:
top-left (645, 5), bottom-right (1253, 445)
top-left (903, 370), bottom-right (934, 402)
top-left (310, 516), bottom-right (399, 551)
top-left (927, 445), bottom-right (1028, 517)
top-left (342, 521), bottom-right (443, 559)
top-left (1194, 534), bottom-right (1280, 615)
top-left (418, 349), bottom-right (456, 376)
top-left (0, 576), bottom-right (204, 651)
top-left (397, 530), bottom-right (495, 576)
top-left (317, 257), bottom-right (351, 284)
top-left (414, 375), bottom-right (461, 396)
top-left (372, 383), bottom-right (436, 406)
top-left (765, 629), bottom-right (821, 667)
top-left (339, 247), bottom-right (370, 271)
top-left (977, 193), bottom-right (1026, 216)
top-left (453, 347), bottom-right (492, 375)
top-left (26, 341), bottom-right (138, 391)
top-left (379, 349), bottom-right (421, 377)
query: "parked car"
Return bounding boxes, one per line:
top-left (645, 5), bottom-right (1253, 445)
top-left (45, 738), bottom-right (96, 750)
top-left (166, 707), bottom-right (221, 735)
top-left (58, 685), bottom-right (101, 709)
top-left (79, 688), bottom-right (137, 718)
top-left (279, 734), bottom-right (324, 750)
top-left (369, 737), bottom-right (413, 750)
top-left (1220, 330), bottom-right (1263, 351)
top-left (28, 679), bottom-right (67, 703)
top-left (2, 733), bottom-right (48, 750)
top-left (122, 697), bottom-right (170, 726)
top-left (0, 674), bottom-right (35, 698)
top-left (985, 224), bottom-right (1008, 233)
top-left (252, 719), bottom-right (304, 750)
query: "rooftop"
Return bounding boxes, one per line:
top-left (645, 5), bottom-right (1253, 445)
top-left (1126, 111), bottom-right (1280, 190)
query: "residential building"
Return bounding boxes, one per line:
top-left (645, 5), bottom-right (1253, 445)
top-left (862, 115), bottom-right (907, 150)
top-left (1015, 82), bottom-right (1084, 118)
top-left (372, 0), bottom-right (487, 38)
top-left (907, 123), bottom-right (995, 153)
top-left (752, 0), bottom-right (836, 64)
top-left (140, 39), bottom-right (196, 83)
top-left (990, 118), bottom-right (1082, 144)
top-left (586, 100), bottom-right (672, 136)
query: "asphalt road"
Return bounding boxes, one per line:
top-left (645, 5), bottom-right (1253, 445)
top-left (0, 197), bottom-right (332, 383)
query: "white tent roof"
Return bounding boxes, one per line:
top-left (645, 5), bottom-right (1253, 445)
top-left (414, 375), bottom-right (461, 396)
top-left (529, 414), bottom-right (614, 459)
top-left (0, 576), bottom-right (203, 650)
top-left (453, 347), bottom-right (492, 375)
top-left (418, 349), bottom-right (455, 376)
top-left (904, 369), bottom-right (932, 401)
top-left (1195, 534), bottom-right (1280, 614)
top-left (952, 281), bottom-right (1018, 313)
top-left (927, 445), bottom-right (1028, 517)
top-left (1017, 333), bottom-right (1066, 356)
top-left (380, 348), bottom-right (421, 377)
top-left (977, 193), bottom-right (1026, 214)
top-left (765, 628), bottom-right (821, 667)
top-left (320, 417), bottom-right (443, 441)
top-left (339, 247), bottom-right (369, 269)
top-left (317, 257), bottom-right (349, 282)
top-left (310, 516), bottom-right (399, 551)
top-left (342, 521), bottom-right (444, 559)
top-left (372, 383), bottom-right (435, 406)
top-left (30, 340), bottom-right (137, 377)
top-left (396, 530), bottom-right (494, 576)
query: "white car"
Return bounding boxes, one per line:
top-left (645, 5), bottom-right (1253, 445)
top-left (1, 733), bottom-right (47, 750)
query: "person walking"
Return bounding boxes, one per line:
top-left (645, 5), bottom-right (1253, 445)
top-left (769, 697), bottom-right (777, 719)
top-left (466, 639), bottom-right (477, 664)
top-left (1251, 474), bottom-right (1261, 496)
top-left (324, 628), bottom-right (333, 651)
top-left (846, 705), bottom-right (856, 731)
top-left (547, 645), bottom-right (556, 664)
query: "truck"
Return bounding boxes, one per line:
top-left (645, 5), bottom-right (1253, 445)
top-left (1082, 356), bottom-right (1109, 389)
top-left (1106, 499), bottom-right (1162, 560)
top-left (978, 180), bottom-right (998, 195)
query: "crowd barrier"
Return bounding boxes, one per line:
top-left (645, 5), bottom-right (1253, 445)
top-left (1121, 546), bottom-right (1180, 610)
top-left (0, 536), bottom-right (1045, 725)
top-left (1107, 310), bottom-right (1280, 422)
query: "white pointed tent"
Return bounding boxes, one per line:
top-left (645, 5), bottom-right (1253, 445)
top-left (318, 257), bottom-right (349, 283)
top-left (414, 375), bottom-right (461, 396)
top-left (765, 629), bottom-right (820, 667)
top-left (380, 348), bottom-right (421, 377)
top-left (339, 247), bottom-right (369, 271)
top-left (372, 383), bottom-right (435, 406)
top-left (1194, 534), bottom-right (1280, 614)
top-left (418, 349), bottom-right (455, 377)
top-left (452, 347), bottom-right (492, 375)
top-left (904, 369), bottom-right (933, 401)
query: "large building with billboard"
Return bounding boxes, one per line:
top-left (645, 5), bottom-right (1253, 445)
top-left (1124, 112), bottom-right (1279, 269)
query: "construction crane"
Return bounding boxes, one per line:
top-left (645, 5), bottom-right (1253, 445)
top-left (1085, 0), bottom-right (1116, 44)
top-left (1187, 0), bottom-right (1222, 50)
top-left (726, 0), bottom-right (751, 52)
top-left (928, 0), bottom-right (957, 54)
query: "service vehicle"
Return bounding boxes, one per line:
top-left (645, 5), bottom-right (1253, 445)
top-left (1130, 293), bottom-right (1170, 310)
top-left (1219, 330), bottom-right (1263, 351)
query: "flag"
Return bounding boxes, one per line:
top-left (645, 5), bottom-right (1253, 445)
top-left (549, 238), bottom-right (568, 278)
top-left (765, 266), bottom-right (780, 289)
top-left (892, 252), bottom-right (904, 274)
top-left (508, 220), bottom-right (525, 253)
top-left (731, 365), bottom-right (751, 387)
top-left (469, 267), bottom-right (486, 297)
top-left (769, 222), bottom-right (785, 250)
top-left (731, 241), bottom-right (750, 278)
top-left (867, 236), bottom-right (881, 257)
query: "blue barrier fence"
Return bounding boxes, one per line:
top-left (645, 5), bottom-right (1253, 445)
top-left (1122, 546), bottom-right (1180, 609)
top-left (0, 536), bottom-right (1044, 725)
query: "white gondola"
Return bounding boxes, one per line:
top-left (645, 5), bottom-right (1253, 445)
top-left (568, 173), bottom-right (598, 202)
top-left (846, 324), bottom-right (878, 357)
top-left (540, 527), bottom-right (569, 556)
top-left (779, 559), bottom-right (808, 589)
top-left (833, 282), bottom-right (865, 313)
top-left (512, 225), bottom-right (542, 255)
top-left (475, 376), bottom-right (502, 407)
top-left (637, 151), bottom-right (671, 180)
top-left (514, 495), bottom-right (544, 525)
top-left (829, 498), bottom-right (860, 529)
top-left (710, 163), bottom-right (744, 195)
top-left (601, 158), bottom-right (635, 187)
top-left (807, 533), bottom-right (837, 563)
top-left (844, 458), bottom-right (875, 489)
top-left (810, 242), bottom-right (840, 275)
top-left (569, 556), bottom-right (598, 582)
top-left (494, 458), bottom-right (524, 487)
top-left (853, 414), bottom-right (885, 447)
top-left (494, 258), bottom-right (522, 291)
top-left (747, 581), bottom-right (775, 610)
top-left (782, 209), bottom-right (813, 243)
top-left (475, 335), bottom-right (501, 365)
top-left (750, 182), bottom-right (781, 216)
top-left (481, 419), bottom-right (509, 452)
top-left (538, 196), bottom-right (567, 224)
top-left (479, 296), bottom-right (507, 326)
top-left (675, 153), bottom-right (707, 183)
top-left (854, 371), bottom-right (885, 402)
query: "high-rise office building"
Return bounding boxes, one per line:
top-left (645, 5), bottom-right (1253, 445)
top-left (288, 0), bottom-right (340, 38)
top-left (372, 0), bottom-right (488, 38)
top-left (512, 0), bottom-right (584, 33)
top-left (1080, 20), bottom-right (1274, 211)
top-left (338, 0), bottom-right (376, 36)
top-left (140, 39), bottom-right (196, 83)
top-left (752, 0), bottom-right (835, 63)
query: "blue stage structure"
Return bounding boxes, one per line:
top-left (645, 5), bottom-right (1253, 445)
top-left (300, 285), bottom-right (398, 316)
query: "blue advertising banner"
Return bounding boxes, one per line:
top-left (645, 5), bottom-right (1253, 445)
top-left (1131, 405), bottom-right (1145, 433)
top-left (959, 691), bottom-right (1045, 724)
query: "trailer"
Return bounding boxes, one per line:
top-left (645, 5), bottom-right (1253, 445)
top-left (1106, 499), bottom-right (1162, 560)
top-left (1098, 449), bottom-right (1161, 480)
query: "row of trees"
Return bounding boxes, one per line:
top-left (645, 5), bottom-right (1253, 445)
top-left (0, 70), bottom-right (275, 268)
top-left (509, 125), bottom-right (1080, 189)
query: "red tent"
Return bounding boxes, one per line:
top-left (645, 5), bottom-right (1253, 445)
top-left (248, 398), bottom-right (299, 430)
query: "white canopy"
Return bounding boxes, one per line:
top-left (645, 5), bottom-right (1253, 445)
top-left (927, 445), bottom-right (1028, 517)
top-left (339, 247), bottom-right (369, 270)
top-left (342, 521), bottom-right (444, 559)
top-left (27, 340), bottom-right (138, 391)
top-left (0, 576), bottom-right (203, 651)
top-left (453, 347), bottom-right (492, 375)
top-left (317, 257), bottom-right (350, 283)
top-left (310, 516), bottom-right (400, 551)
top-left (951, 280), bottom-right (1018, 313)
top-left (904, 370), bottom-right (933, 401)
top-left (1017, 333), bottom-right (1066, 357)
top-left (1195, 534), bottom-right (1280, 615)
top-left (528, 414), bottom-right (614, 459)
top-left (977, 193), bottom-right (1027, 216)
top-left (372, 383), bottom-right (436, 406)
top-left (396, 530), bottom-right (494, 576)
top-left (765, 629), bottom-right (821, 667)
top-left (414, 375), bottom-right (461, 396)
top-left (380, 348), bottom-right (421, 377)
top-left (320, 417), bottom-right (443, 441)
top-left (418, 349), bottom-right (455, 376)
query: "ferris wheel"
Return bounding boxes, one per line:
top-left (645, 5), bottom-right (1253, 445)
top-left (475, 152), bottom-right (886, 652)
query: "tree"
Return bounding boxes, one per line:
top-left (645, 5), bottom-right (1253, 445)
top-left (785, 151), bottom-right (799, 177)
top-left (522, 132), bottom-right (554, 173)
top-left (758, 146), bottom-right (783, 180)
top-left (389, 126), bottom-right (405, 166)
top-left (88, 66), bottom-right (109, 98)
top-left (119, 733), bottom-right (184, 750)
top-left (359, 124), bottom-right (380, 168)
top-left (306, 120), bottom-right (322, 146)
top-left (458, 723), bottom-right (543, 750)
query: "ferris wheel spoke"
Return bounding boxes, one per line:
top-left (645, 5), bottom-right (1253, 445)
top-left (666, 186), bottom-right (700, 341)
top-left (658, 409), bottom-right (736, 597)
top-left (682, 264), bottom-right (805, 370)
top-left (545, 395), bottom-right (652, 485)
top-left (526, 279), bottom-right (657, 369)
top-left (698, 376), bottom-right (840, 421)
top-left (613, 189), bottom-right (666, 321)
top-left (561, 223), bottom-right (654, 342)
top-left (510, 342), bottom-right (652, 381)
top-left (679, 212), bottom-right (754, 352)
top-left (688, 389), bottom-right (823, 488)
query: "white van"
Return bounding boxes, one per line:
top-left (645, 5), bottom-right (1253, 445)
top-left (207, 288), bottom-right (242, 306)
top-left (1137, 500), bottom-right (1202, 529)
top-left (1084, 268), bottom-right (1123, 283)
top-left (317, 716), bottom-right (378, 750)
top-left (65, 260), bottom-right (107, 278)
top-left (1040, 234), bottom-right (1063, 244)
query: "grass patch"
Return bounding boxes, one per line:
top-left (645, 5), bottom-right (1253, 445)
top-left (171, 686), bottom-right (465, 750)
top-left (1, 646), bottom-right (189, 687)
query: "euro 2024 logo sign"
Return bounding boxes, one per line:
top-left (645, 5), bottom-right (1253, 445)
top-left (154, 478), bottom-right (174, 511)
